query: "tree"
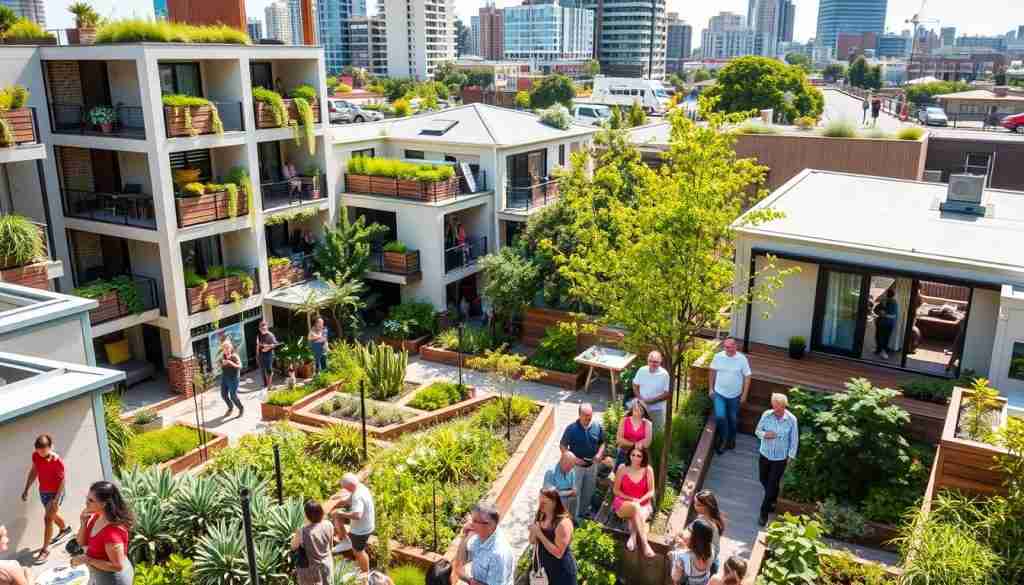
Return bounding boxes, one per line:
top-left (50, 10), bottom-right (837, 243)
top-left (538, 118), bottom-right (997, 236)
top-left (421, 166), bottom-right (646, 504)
top-left (702, 56), bottom-right (824, 121)
top-left (0, 5), bottom-right (16, 35)
top-left (608, 106), bottom-right (626, 129)
top-left (480, 247), bottom-right (540, 334)
top-left (864, 65), bottom-right (882, 90)
top-left (529, 74), bottom-right (575, 109)
top-left (381, 78), bottom-right (415, 101)
top-left (585, 59), bottom-right (601, 78)
top-left (550, 113), bottom-right (792, 502)
top-left (320, 277), bottom-right (366, 340)
top-left (68, 1), bottom-right (99, 28)
top-left (692, 68), bottom-right (712, 83)
top-left (514, 90), bottom-right (531, 110)
top-left (822, 63), bottom-right (846, 83)
top-left (466, 70), bottom-right (495, 90)
top-left (904, 80), bottom-right (969, 105)
top-left (846, 56), bottom-right (870, 88)
top-left (314, 211), bottom-right (388, 282)
top-left (628, 102), bottom-right (647, 127)
top-left (785, 52), bottom-right (811, 72)
top-left (666, 73), bottom-right (686, 93)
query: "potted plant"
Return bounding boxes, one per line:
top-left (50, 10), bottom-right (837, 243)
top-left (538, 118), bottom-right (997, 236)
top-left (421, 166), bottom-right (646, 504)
top-left (173, 168), bottom-right (201, 186)
top-left (130, 409), bottom-right (163, 433)
top-left (788, 336), bottom-right (806, 359)
top-left (88, 105), bottom-right (116, 133)
top-left (382, 240), bottom-right (419, 274)
top-left (305, 165), bottom-right (322, 198)
top-left (67, 2), bottom-right (99, 44)
top-left (0, 214), bottom-right (44, 270)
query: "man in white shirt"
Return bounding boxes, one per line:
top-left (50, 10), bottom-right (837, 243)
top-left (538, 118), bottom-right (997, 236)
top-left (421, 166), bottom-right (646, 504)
top-left (633, 351), bottom-right (671, 431)
top-left (708, 337), bottom-right (751, 455)
top-left (332, 473), bottom-right (375, 572)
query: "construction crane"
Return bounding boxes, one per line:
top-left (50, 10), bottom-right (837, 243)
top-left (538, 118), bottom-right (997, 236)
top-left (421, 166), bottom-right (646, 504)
top-left (906, 0), bottom-right (940, 80)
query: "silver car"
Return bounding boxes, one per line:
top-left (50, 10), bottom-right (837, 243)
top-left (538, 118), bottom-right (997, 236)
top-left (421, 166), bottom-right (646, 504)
top-left (328, 99), bottom-right (384, 124)
top-left (918, 106), bottom-right (948, 126)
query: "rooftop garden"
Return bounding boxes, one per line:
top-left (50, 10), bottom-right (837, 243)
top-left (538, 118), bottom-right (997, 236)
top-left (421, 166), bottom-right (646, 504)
top-left (95, 19), bottom-right (251, 44)
top-left (1, 17), bottom-right (56, 43)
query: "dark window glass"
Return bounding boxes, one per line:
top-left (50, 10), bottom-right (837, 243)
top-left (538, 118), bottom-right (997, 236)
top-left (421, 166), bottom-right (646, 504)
top-left (181, 236), bottom-right (223, 276)
top-left (258, 141), bottom-right (283, 183)
top-left (353, 148), bottom-right (375, 158)
top-left (251, 62), bottom-right (273, 90)
top-left (559, 144), bottom-right (566, 166)
top-left (159, 63), bottom-right (202, 96)
top-left (405, 150), bottom-right (425, 160)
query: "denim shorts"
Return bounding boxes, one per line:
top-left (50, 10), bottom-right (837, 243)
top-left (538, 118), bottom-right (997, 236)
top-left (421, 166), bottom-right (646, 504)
top-left (260, 353), bottom-right (275, 374)
top-left (40, 491), bottom-right (63, 507)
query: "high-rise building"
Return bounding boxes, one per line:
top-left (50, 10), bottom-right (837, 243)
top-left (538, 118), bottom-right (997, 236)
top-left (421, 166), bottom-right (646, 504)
top-left (153, 0), bottom-right (168, 20)
top-left (503, 0), bottom-right (594, 66)
top-left (701, 11), bottom-right (756, 59)
top-left (0, 0), bottom-right (45, 27)
top-left (877, 32), bottom-right (912, 58)
top-left (168, 0), bottom-right (245, 30)
top-left (470, 15), bottom-right (481, 55)
top-left (319, 0), bottom-right (358, 73)
top-left (666, 13), bottom-right (692, 60)
top-left (815, 0), bottom-right (887, 53)
top-left (289, 0), bottom-right (305, 45)
top-left (753, 0), bottom-right (787, 56)
top-left (746, 0), bottom-right (756, 27)
top-left (248, 17), bottom-right (263, 40)
top-left (781, 0), bottom-right (795, 43)
top-left (1019, 25), bottom-right (1024, 40)
top-left (349, 16), bottom-right (388, 76)
top-left (585, 0), bottom-right (668, 79)
top-left (385, 0), bottom-right (456, 80)
top-left (940, 26), bottom-right (956, 47)
top-left (479, 4), bottom-right (505, 60)
top-left (956, 35), bottom-right (1007, 51)
top-left (265, 0), bottom-right (294, 43)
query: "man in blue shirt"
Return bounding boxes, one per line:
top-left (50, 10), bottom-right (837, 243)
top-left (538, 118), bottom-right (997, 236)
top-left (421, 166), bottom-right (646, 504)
top-left (543, 451), bottom-right (578, 518)
top-left (455, 502), bottom-right (513, 585)
top-left (754, 393), bottom-right (799, 526)
top-left (559, 403), bottom-right (604, 521)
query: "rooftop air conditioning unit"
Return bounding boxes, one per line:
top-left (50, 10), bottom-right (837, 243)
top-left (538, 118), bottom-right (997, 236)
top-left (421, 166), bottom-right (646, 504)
top-left (940, 173), bottom-right (986, 216)
top-left (923, 169), bottom-right (943, 183)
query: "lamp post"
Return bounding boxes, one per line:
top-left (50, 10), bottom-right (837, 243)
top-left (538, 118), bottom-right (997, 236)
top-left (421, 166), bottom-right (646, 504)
top-left (241, 489), bottom-right (260, 585)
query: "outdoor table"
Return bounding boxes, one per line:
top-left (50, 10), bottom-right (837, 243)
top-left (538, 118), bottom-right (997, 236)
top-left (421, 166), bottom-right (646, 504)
top-left (35, 566), bottom-right (88, 585)
top-left (574, 345), bottom-right (636, 402)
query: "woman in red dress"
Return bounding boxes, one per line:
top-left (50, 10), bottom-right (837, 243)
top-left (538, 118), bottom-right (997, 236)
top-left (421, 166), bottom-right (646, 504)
top-left (70, 481), bottom-right (134, 585)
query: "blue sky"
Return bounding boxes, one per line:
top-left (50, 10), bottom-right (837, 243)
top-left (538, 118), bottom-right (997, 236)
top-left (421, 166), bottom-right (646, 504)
top-left (43, 0), bottom-right (1018, 44)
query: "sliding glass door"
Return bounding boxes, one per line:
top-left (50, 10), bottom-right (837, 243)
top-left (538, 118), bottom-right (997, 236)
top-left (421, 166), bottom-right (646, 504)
top-left (813, 269), bottom-right (867, 356)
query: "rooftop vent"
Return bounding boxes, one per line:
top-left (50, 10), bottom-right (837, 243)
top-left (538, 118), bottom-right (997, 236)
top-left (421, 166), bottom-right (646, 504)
top-left (923, 169), bottom-right (943, 183)
top-left (419, 119), bottom-right (458, 136)
top-left (940, 173), bottom-right (986, 216)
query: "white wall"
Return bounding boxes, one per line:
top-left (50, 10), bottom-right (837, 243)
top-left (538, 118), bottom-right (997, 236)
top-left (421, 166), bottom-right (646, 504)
top-left (0, 317), bottom-right (88, 364)
top-left (748, 257), bottom-right (818, 348)
top-left (3, 160), bottom-right (47, 225)
top-left (106, 61), bottom-right (142, 108)
top-left (0, 395), bottom-right (104, 561)
top-left (200, 60), bottom-right (244, 102)
top-left (962, 287), bottom-right (999, 375)
top-left (127, 240), bottom-right (165, 313)
top-left (271, 60), bottom-right (320, 96)
top-left (989, 285), bottom-right (1024, 413)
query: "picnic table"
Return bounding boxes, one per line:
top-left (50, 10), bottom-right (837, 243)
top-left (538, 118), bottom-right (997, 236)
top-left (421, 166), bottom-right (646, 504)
top-left (575, 345), bottom-right (636, 402)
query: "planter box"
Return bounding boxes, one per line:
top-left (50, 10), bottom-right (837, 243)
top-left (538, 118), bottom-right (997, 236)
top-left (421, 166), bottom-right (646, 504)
top-left (185, 275), bottom-right (253, 315)
top-left (519, 306), bottom-right (625, 349)
top-left (419, 344), bottom-right (467, 367)
top-left (0, 261), bottom-right (49, 290)
top-left (269, 261), bottom-right (306, 290)
top-left (65, 27), bottom-right (97, 45)
top-left (175, 189), bottom-right (248, 228)
top-left (88, 290), bottom-right (130, 325)
top-left (344, 173), bottom-right (460, 202)
top-left (529, 358), bottom-right (587, 391)
top-left (665, 417), bottom-right (718, 536)
top-left (380, 334), bottom-right (432, 354)
top-left (382, 250), bottom-right (421, 274)
top-left (261, 382), bottom-right (340, 422)
top-left (934, 386), bottom-right (1011, 496)
top-left (157, 425), bottom-right (228, 475)
top-left (775, 496), bottom-right (900, 552)
top-left (0, 37), bottom-right (57, 46)
top-left (0, 108), bottom-right (36, 146)
top-left (744, 531), bottom-right (902, 585)
top-left (255, 98), bottom-right (321, 128)
top-left (131, 416), bottom-right (164, 434)
top-left (164, 104), bottom-right (218, 137)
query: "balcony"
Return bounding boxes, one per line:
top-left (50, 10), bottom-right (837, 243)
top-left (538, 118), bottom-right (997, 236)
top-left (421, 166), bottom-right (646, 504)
top-left (0, 106), bottom-right (39, 146)
top-left (49, 104), bottom-right (146, 140)
top-left (268, 253), bottom-right (314, 291)
top-left (184, 267), bottom-right (259, 315)
top-left (506, 178), bottom-right (560, 210)
top-left (174, 186), bottom-right (249, 229)
top-left (261, 175), bottom-right (326, 210)
top-left (77, 275), bottom-right (160, 326)
top-left (0, 221), bottom-right (60, 290)
top-left (64, 189), bottom-right (157, 230)
top-left (368, 243), bottom-right (422, 284)
top-left (444, 236), bottom-right (487, 273)
top-left (344, 165), bottom-right (488, 203)
top-left (164, 101), bottom-right (244, 138)
top-left (254, 98), bottom-right (322, 129)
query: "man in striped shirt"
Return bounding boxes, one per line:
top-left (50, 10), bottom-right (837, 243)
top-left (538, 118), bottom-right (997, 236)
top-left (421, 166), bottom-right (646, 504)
top-left (754, 393), bottom-right (799, 526)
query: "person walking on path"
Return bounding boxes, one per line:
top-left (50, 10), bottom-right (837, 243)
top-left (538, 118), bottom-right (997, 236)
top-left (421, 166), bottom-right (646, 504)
top-left (455, 503), bottom-right (514, 585)
top-left (220, 339), bottom-right (243, 417)
top-left (615, 399), bottom-right (652, 469)
top-left (292, 500), bottom-right (335, 585)
top-left (755, 393), bottom-right (799, 526)
top-left (331, 474), bottom-right (375, 573)
top-left (612, 447), bottom-right (656, 558)
top-left (708, 338), bottom-right (751, 455)
top-left (0, 525), bottom-right (33, 585)
top-left (528, 487), bottom-right (578, 585)
top-left (559, 404), bottom-right (605, 521)
top-left (669, 518), bottom-right (715, 585)
top-left (632, 351), bottom-right (671, 432)
top-left (871, 96), bottom-right (882, 127)
top-left (21, 433), bottom-right (71, 562)
top-left (543, 452), bottom-right (578, 519)
top-left (308, 317), bottom-right (329, 373)
top-left (70, 481), bottom-right (134, 585)
top-left (256, 321), bottom-right (280, 392)
top-left (861, 95), bottom-right (870, 124)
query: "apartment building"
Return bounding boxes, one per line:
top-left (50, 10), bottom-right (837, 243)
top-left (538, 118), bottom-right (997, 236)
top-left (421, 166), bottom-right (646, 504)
top-left (4, 44), bottom-right (333, 397)
top-left (266, 1), bottom-right (294, 44)
top-left (701, 11), bottom-right (756, 59)
top-left (479, 3), bottom-right (505, 61)
top-left (349, 16), bottom-right (389, 77)
top-left (385, 0), bottom-right (457, 80)
top-left (503, 0), bottom-right (594, 67)
top-left (585, 0), bottom-right (668, 79)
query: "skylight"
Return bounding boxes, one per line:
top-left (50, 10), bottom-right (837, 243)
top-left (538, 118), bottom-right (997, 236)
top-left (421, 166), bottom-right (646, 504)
top-left (419, 119), bottom-right (458, 136)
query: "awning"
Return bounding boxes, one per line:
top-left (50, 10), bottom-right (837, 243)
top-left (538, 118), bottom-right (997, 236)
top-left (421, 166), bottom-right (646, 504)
top-left (262, 279), bottom-right (336, 310)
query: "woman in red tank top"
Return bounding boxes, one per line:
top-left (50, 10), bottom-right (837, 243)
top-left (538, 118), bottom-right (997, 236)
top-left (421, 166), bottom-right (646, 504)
top-left (612, 446), bottom-right (656, 558)
top-left (615, 400), bottom-right (652, 469)
top-left (70, 481), bottom-right (134, 585)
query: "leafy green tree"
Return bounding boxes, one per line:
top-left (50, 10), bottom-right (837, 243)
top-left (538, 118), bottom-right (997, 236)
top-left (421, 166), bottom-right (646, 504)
top-left (550, 112), bottom-right (791, 500)
top-left (608, 105), bottom-right (625, 129)
top-left (0, 5), bottom-right (17, 34)
top-left (514, 90), bottom-right (531, 110)
top-left (692, 68), bottom-right (712, 83)
top-left (314, 211), bottom-right (388, 282)
top-left (822, 63), bottom-right (846, 82)
top-left (529, 74), bottom-right (575, 109)
top-left (702, 56), bottom-right (823, 121)
top-left (479, 247), bottom-right (540, 332)
top-left (904, 80), bottom-right (969, 105)
top-left (864, 65), bottom-right (882, 90)
top-left (666, 73), bottom-right (686, 92)
top-left (381, 78), bottom-right (415, 101)
top-left (846, 56), bottom-right (868, 88)
top-left (467, 70), bottom-right (495, 89)
top-left (785, 52), bottom-right (811, 71)
top-left (628, 101), bottom-right (647, 127)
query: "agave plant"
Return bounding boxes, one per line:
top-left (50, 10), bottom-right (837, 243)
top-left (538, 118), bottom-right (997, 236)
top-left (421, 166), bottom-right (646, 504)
top-left (168, 476), bottom-right (227, 554)
top-left (193, 520), bottom-right (249, 585)
top-left (332, 558), bottom-right (360, 585)
top-left (254, 538), bottom-right (290, 585)
top-left (129, 497), bottom-right (175, 564)
top-left (261, 497), bottom-right (306, 551)
top-left (309, 424), bottom-right (365, 466)
top-left (357, 341), bottom-right (408, 400)
top-left (122, 466), bottom-right (179, 510)
top-left (215, 467), bottom-right (270, 517)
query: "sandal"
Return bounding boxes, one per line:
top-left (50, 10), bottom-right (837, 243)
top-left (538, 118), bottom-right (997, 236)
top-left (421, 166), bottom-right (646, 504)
top-left (625, 534), bottom-right (636, 552)
top-left (34, 549), bottom-right (50, 564)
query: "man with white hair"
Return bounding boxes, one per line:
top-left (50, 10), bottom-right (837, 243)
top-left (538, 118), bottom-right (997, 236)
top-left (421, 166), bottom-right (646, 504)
top-left (632, 350), bottom-right (671, 431)
top-left (754, 393), bottom-right (799, 526)
top-left (332, 473), bottom-right (375, 572)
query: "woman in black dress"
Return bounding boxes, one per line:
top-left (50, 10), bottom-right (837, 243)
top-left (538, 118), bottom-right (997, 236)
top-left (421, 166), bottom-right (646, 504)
top-left (528, 487), bottom-right (578, 585)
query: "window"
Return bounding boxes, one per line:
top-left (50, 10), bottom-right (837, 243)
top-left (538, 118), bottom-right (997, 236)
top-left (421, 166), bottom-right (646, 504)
top-left (258, 141), bottom-right (283, 183)
top-left (352, 148), bottom-right (375, 159)
top-left (1010, 342), bottom-right (1024, 381)
top-left (405, 150), bottom-right (425, 160)
top-left (559, 144), bottom-right (565, 166)
top-left (159, 63), bottom-right (202, 96)
top-left (250, 62), bottom-right (273, 90)
top-left (180, 236), bottom-right (223, 276)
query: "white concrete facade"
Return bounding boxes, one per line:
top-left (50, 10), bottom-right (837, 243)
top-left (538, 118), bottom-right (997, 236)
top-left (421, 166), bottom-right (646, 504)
top-left (384, 0), bottom-right (457, 80)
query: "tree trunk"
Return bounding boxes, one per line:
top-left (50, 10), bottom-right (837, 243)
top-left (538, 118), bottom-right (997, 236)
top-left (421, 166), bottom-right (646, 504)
top-left (655, 354), bottom-right (678, 508)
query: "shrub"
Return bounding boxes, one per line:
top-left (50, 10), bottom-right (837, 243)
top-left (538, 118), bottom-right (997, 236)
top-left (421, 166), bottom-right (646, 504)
top-left (897, 126), bottom-right (925, 140)
top-left (289, 84), bottom-right (318, 101)
top-left (960, 377), bottom-right (1001, 443)
top-left (572, 521), bottom-right (618, 585)
top-left (104, 395), bottom-right (134, 473)
top-left (96, 19), bottom-right (250, 44)
top-left (323, 393), bottom-right (409, 426)
top-left (476, 395), bottom-right (536, 430)
top-left (794, 116), bottom-right (817, 129)
top-left (265, 385), bottom-right (314, 406)
top-left (434, 325), bottom-right (500, 354)
top-left (336, 83), bottom-right (353, 94)
top-left (292, 97), bottom-right (316, 155)
top-left (309, 424), bottom-right (366, 466)
top-left (5, 18), bottom-right (54, 41)
top-left (864, 128), bottom-right (891, 139)
top-left (389, 565), bottom-right (425, 585)
top-left (539, 104), bottom-right (572, 130)
top-left (346, 157), bottom-right (455, 183)
top-left (355, 342), bottom-right (407, 400)
top-left (382, 240), bottom-right (408, 254)
top-left (899, 377), bottom-right (954, 404)
top-left (134, 555), bottom-right (194, 585)
top-left (818, 552), bottom-right (894, 585)
top-left (392, 98), bottom-right (411, 117)
top-left (822, 119), bottom-right (857, 138)
top-left (759, 513), bottom-right (826, 585)
top-left (125, 425), bottom-right (202, 467)
top-left (387, 300), bottom-right (436, 337)
top-left (816, 498), bottom-right (869, 541)
top-left (737, 121), bottom-right (780, 134)
top-left (0, 214), bottom-right (44, 268)
top-left (895, 506), bottom-right (1001, 585)
top-left (527, 324), bottom-right (578, 373)
top-left (408, 381), bottom-right (467, 411)
top-left (72, 275), bottom-right (145, 314)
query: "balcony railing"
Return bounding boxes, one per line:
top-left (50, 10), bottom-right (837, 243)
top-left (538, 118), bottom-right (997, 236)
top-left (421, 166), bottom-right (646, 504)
top-left (83, 275), bottom-right (160, 325)
top-left (268, 253), bottom-right (315, 290)
top-left (444, 236), bottom-right (487, 273)
top-left (344, 168), bottom-right (488, 202)
top-left (506, 177), bottom-right (560, 210)
top-left (163, 101), bottom-right (244, 138)
top-left (261, 175), bottom-right (326, 210)
top-left (64, 189), bottom-right (157, 230)
top-left (49, 104), bottom-right (146, 139)
top-left (369, 246), bottom-right (422, 276)
top-left (184, 267), bottom-right (259, 315)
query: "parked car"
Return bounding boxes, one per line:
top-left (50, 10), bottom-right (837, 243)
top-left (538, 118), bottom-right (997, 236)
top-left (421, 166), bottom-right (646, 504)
top-left (572, 104), bottom-right (612, 126)
top-left (328, 99), bottom-right (384, 124)
top-left (1001, 112), bottom-right (1024, 133)
top-left (918, 106), bottom-right (948, 126)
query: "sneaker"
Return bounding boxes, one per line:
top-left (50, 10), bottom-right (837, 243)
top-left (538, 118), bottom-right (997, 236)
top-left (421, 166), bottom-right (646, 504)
top-left (51, 527), bottom-right (72, 545)
top-left (333, 539), bottom-right (352, 554)
top-left (225, 409), bottom-right (234, 418)
top-left (880, 351), bottom-right (889, 360)
top-left (758, 512), bottom-right (768, 527)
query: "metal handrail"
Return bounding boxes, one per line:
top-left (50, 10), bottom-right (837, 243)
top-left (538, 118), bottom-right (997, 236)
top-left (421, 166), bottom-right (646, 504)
top-left (49, 103), bottom-right (146, 139)
top-left (63, 189), bottom-right (157, 229)
top-left (444, 236), bottom-right (487, 273)
top-left (506, 177), bottom-right (560, 210)
top-left (261, 174), bottom-right (326, 210)
top-left (83, 274), bottom-right (160, 324)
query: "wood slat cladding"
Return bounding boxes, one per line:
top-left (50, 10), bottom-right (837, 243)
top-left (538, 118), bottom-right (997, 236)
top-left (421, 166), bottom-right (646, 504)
top-left (167, 0), bottom-right (245, 31)
top-left (925, 135), bottom-right (1024, 192)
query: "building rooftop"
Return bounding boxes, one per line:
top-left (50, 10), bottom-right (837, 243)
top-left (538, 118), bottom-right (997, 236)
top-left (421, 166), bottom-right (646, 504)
top-left (736, 170), bottom-right (1024, 275)
top-left (0, 284), bottom-right (96, 337)
top-left (0, 352), bottom-right (124, 424)
top-left (935, 89), bottom-right (1024, 102)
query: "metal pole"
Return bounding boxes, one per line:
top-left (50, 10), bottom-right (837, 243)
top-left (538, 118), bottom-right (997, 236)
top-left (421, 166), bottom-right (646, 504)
top-left (458, 324), bottom-right (464, 389)
top-left (273, 444), bottom-right (284, 505)
top-left (241, 488), bottom-right (260, 585)
top-left (432, 481), bottom-right (438, 552)
top-left (506, 393), bottom-right (511, 442)
top-left (360, 380), bottom-right (368, 461)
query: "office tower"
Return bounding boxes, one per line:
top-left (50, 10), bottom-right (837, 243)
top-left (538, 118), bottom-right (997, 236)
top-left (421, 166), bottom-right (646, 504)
top-left (248, 17), bottom-right (263, 40)
top-left (153, 0), bottom-right (168, 20)
top-left (781, 0), bottom-right (795, 42)
top-left (747, 0), bottom-right (756, 27)
top-left (168, 0), bottom-right (245, 30)
top-left (349, 16), bottom-right (388, 76)
top-left (319, 0), bottom-right (359, 73)
top-left (1019, 25), bottom-right (1024, 40)
top-left (353, 0), bottom-right (366, 16)
top-left (479, 3), bottom-right (504, 60)
top-left (753, 0), bottom-right (784, 56)
top-left (666, 13), bottom-right (692, 59)
top-left (955, 35), bottom-right (1007, 51)
top-left (0, 0), bottom-right (45, 27)
top-left (503, 0), bottom-right (594, 66)
top-left (815, 0), bottom-right (887, 52)
top-left (385, 0), bottom-right (456, 80)
top-left (701, 11), bottom-right (756, 59)
top-left (940, 26), bottom-right (956, 47)
top-left (470, 15), bottom-right (480, 55)
top-left (585, 0), bottom-right (667, 79)
top-left (289, 0), bottom-right (305, 45)
top-left (265, 0), bottom-right (294, 43)
top-left (877, 33), bottom-right (911, 58)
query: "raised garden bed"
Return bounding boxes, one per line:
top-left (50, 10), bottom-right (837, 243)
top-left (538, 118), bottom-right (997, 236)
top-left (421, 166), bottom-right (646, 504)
top-left (0, 108), bottom-right (37, 145)
top-left (775, 495), bottom-right (900, 552)
top-left (255, 99), bottom-right (321, 128)
top-left (124, 423), bottom-right (227, 475)
top-left (934, 386), bottom-right (1011, 496)
top-left (345, 174), bottom-right (461, 202)
top-left (745, 529), bottom-right (902, 585)
top-left (380, 334), bottom-right (432, 354)
top-left (269, 259), bottom-right (307, 290)
top-left (261, 381), bottom-right (340, 422)
top-left (175, 189), bottom-right (248, 227)
top-left (419, 343), bottom-right (470, 367)
top-left (163, 104), bottom-right (217, 137)
top-left (526, 349), bottom-right (587, 390)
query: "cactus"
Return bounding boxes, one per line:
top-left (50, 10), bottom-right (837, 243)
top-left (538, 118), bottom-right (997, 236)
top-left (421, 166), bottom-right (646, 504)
top-left (357, 342), bottom-right (408, 400)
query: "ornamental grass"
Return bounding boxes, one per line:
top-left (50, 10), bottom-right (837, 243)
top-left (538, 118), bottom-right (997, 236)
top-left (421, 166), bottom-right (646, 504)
top-left (96, 19), bottom-right (250, 45)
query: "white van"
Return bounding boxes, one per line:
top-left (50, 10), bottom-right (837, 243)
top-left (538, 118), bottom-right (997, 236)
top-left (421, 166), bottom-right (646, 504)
top-left (590, 76), bottom-right (671, 114)
top-left (572, 104), bottom-right (612, 126)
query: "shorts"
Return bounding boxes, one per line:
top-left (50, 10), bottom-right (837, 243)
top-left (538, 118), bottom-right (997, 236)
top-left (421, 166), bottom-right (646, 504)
top-left (349, 532), bottom-right (372, 552)
top-left (40, 491), bottom-right (63, 507)
top-left (260, 353), bottom-right (275, 374)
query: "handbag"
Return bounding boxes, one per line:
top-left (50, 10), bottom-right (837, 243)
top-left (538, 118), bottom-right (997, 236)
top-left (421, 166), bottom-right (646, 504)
top-left (529, 545), bottom-right (549, 585)
top-left (290, 545), bottom-right (309, 569)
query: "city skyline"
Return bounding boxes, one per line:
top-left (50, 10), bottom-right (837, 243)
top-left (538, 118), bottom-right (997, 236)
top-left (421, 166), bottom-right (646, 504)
top-left (36, 0), bottom-right (1019, 46)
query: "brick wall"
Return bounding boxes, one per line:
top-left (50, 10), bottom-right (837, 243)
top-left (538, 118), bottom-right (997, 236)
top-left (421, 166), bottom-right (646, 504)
top-left (168, 355), bottom-right (198, 396)
top-left (69, 231), bottom-right (103, 275)
top-left (45, 61), bottom-right (83, 105)
top-left (56, 146), bottom-right (95, 192)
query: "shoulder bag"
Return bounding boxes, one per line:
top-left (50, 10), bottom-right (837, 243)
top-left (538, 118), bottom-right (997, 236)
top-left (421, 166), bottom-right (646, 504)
top-left (529, 545), bottom-right (549, 585)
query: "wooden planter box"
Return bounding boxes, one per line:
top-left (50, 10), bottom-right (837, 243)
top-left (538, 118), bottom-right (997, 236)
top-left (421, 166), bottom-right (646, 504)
top-left (269, 261), bottom-right (306, 290)
top-left (419, 344), bottom-right (467, 367)
top-left (0, 108), bottom-right (36, 146)
top-left (175, 190), bottom-right (248, 227)
top-left (380, 334), bottom-right (432, 354)
top-left (261, 382), bottom-right (339, 422)
top-left (743, 531), bottom-right (902, 585)
top-left (665, 417), bottom-right (718, 536)
top-left (529, 358), bottom-right (587, 391)
top-left (382, 251), bottom-right (420, 274)
top-left (164, 104), bottom-right (217, 137)
top-left (185, 275), bottom-right (252, 314)
top-left (344, 174), bottom-right (460, 202)
top-left (65, 27), bottom-right (97, 45)
top-left (775, 496), bottom-right (900, 552)
top-left (88, 290), bottom-right (130, 325)
top-left (0, 261), bottom-right (49, 290)
top-left (934, 386), bottom-right (1011, 496)
top-left (255, 98), bottom-right (321, 128)
top-left (157, 425), bottom-right (228, 475)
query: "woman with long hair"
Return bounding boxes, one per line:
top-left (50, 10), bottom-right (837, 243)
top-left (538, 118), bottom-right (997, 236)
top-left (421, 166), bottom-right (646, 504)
top-left (70, 481), bottom-right (134, 585)
top-left (691, 489), bottom-right (726, 573)
top-left (291, 500), bottom-right (334, 585)
top-left (709, 556), bottom-right (747, 585)
top-left (615, 399), bottom-right (652, 469)
top-left (613, 446), bottom-right (657, 558)
top-left (220, 338), bottom-right (243, 417)
top-left (670, 518), bottom-right (714, 585)
top-left (528, 487), bottom-right (577, 585)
